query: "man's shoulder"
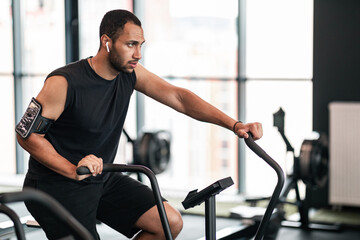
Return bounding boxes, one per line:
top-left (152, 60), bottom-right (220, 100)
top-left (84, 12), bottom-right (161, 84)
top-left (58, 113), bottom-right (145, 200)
top-left (53, 59), bottom-right (86, 73)
top-left (47, 59), bottom-right (87, 80)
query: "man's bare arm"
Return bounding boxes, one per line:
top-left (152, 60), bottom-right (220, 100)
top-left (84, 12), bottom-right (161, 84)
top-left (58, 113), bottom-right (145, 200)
top-left (134, 64), bottom-right (262, 139)
top-left (16, 75), bottom-right (102, 180)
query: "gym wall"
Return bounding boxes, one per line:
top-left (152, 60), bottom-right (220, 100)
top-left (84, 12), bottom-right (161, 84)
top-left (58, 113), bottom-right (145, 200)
top-left (313, 0), bottom-right (360, 134)
top-left (312, 0), bottom-right (360, 208)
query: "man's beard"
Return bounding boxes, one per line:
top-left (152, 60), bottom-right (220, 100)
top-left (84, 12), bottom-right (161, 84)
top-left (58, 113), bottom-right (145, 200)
top-left (109, 51), bottom-right (132, 73)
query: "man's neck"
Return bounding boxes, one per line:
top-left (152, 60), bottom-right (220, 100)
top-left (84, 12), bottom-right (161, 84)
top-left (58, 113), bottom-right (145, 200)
top-left (90, 54), bottom-right (119, 80)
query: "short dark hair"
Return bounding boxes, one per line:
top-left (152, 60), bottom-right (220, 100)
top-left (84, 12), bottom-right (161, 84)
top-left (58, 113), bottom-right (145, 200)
top-left (99, 9), bottom-right (142, 42)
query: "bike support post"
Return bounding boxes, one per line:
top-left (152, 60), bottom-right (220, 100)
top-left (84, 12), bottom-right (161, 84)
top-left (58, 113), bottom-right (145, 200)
top-left (205, 195), bottom-right (216, 239)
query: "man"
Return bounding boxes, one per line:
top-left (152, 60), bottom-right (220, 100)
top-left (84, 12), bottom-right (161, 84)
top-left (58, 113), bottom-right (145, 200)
top-left (16, 9), bottom-right (262, 240)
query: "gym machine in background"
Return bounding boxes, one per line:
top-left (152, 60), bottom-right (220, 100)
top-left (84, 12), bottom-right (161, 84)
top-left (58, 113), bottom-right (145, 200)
top-left (122, 129), bottom-right (171, 177)
top-left (272, 107), bottom-right (340, 231)
top-left (227, 108), bottom-right (340, 240)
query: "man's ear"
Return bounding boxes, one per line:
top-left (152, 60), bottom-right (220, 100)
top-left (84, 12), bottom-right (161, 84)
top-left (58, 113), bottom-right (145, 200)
top-left (101, 34), bottom-right (111, 52)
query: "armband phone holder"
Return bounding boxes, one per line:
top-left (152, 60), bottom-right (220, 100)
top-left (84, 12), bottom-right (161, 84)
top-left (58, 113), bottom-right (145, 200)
top-left (15, 98), bottom-right (55, 139)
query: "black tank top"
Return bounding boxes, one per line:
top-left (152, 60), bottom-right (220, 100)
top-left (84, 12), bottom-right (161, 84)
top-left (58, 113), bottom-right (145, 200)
top-left (26, 58), bottom-right (136, 182)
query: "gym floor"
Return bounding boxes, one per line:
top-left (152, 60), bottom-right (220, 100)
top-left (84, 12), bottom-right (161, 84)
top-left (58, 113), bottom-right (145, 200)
top-left (1, 178), bottom-right (359, 240)
top-left (1, 202), bottom-right (360, 240)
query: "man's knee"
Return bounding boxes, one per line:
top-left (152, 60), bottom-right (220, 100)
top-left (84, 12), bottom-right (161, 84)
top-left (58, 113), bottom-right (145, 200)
top-left (163, 202), bottom-right (183, 237)
top-left (135, 202), bottom-right (183, 239)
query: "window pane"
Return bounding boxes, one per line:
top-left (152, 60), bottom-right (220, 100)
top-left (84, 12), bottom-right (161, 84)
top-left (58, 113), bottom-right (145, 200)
top-left (23, 0), bottom-right (65, 74)
top-left (143, 0), bottom-right (238, 78)
top-left (0, 1), bottom-right (14, 173)
top-left (245, 80), bottom-right (313, 196)
top-left (0, 0), bottom-right (13, 73)
top-left (0, 76), bottom-right (16, 174)
top-left (79, 0), bottom-right (132, 58)
top-left (246, 0), bottom-right (313, 79)
top-left (144, 79), bottom-right (239, 192)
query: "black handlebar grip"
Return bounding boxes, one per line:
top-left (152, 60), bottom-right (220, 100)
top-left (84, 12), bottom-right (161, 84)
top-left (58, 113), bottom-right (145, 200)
top-left (244, 132), bottom-right (267, 159)
top-left (243, 132), bottom-right (285, 240)
top-left (76, 166), bottom-right (91, 175)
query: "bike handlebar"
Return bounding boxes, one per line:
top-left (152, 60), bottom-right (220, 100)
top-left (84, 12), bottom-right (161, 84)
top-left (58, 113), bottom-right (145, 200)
top-left (77, 164), bottom-right (156, 175)
top-left (77, 164), bottom-right (173, 240)
top-left (244, 133), bottom-right (285, 240)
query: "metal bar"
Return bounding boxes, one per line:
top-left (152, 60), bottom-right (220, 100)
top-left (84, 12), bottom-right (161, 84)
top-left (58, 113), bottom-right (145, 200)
top-left (12, 0), bottom-right (24, 174)
top-left (205, 196), bottom-right (216, 240)
top-left (0, 190), bottom-right (94, 240)
top-left (77, 164), bottom-right (173, 240)
top-left (237, 0), bottom-right (247, 193)
top-left (65, 0), bottom-right (79, 64)
top-left (161, 76), bottom-right (237, 81)
top-left (246, 78), bottom-right (312, 81)
top-left (244, 134), bottom-right (285, 240)
top-left (0, 204), bottom-right (25, 240)
top-left (10, 72), bottom-right (47, 77)
top-left (133, 0), bottom-right (146, 134)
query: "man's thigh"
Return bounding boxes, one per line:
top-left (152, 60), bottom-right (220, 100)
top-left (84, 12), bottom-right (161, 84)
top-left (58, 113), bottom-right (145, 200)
top-left (96, 173), bottom-right (157, 238)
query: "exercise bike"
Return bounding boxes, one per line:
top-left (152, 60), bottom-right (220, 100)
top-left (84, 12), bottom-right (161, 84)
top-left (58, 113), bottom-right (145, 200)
top-left (0, 188), bottom-right (95, 240)
top-left (182, 133), bottom-right (285, 240)
top-left (1, 132), bottom-right (283, 240)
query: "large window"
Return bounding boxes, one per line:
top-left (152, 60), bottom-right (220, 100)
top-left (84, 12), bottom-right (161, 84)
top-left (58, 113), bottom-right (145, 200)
top-left (244, 0), bottom-right (314, 196)
top-left (141, 0), bottom-right (239, 192)
top-left (143, 0), bottom-right (238, 78)
top-left (140, 0), bottom-right (314, 196)
top-left (7, 1), bottom-right (314, 198)
top-left (0, 0), bottom-right (15, 174)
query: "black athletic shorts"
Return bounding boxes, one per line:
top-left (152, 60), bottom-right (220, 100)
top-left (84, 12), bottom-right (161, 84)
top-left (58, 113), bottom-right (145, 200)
top-left (23, 172), bottom-right (158, 239)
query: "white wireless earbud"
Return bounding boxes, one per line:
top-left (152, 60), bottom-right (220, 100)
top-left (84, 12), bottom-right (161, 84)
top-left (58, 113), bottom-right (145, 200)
top-left (106, 42), bottom-right (110, 53)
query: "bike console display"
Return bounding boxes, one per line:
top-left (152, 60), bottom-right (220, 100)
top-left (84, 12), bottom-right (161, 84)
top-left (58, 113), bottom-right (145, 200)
top-left (182, 177), bottom-right (234, 210)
